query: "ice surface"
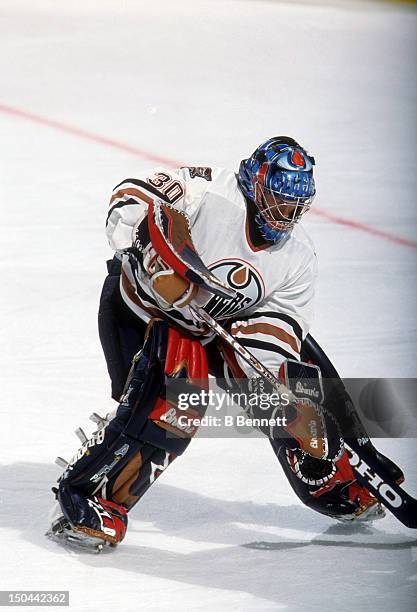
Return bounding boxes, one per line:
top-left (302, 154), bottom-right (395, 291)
top-left (0, 1), bottom-right (416, 610)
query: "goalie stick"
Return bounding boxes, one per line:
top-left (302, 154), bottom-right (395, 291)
top-left (190, 304), bottom-right (417, 529)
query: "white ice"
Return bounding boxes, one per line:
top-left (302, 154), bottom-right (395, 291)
top-left (0, 1), bottom-right (416, 610)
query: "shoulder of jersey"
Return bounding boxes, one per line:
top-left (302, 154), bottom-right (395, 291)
top-left (179, 166), bottom-right (245, 210)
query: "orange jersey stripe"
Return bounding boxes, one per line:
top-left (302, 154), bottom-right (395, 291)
top-left (232, 322), bottom-right (299, 354)
top-left (110, 186), bottom-right (154, 206)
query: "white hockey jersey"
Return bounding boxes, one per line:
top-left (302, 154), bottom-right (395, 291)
top-left (106, 166), bottom-right (318, 377)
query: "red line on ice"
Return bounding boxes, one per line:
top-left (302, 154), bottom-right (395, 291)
top-left (310, 209), bottom-right (417, 250)
top-left (1, 102), bottom-right (416, 251)
top-left (0, 103), bottom-right (182, 167)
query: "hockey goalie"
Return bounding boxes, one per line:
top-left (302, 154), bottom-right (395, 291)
top-left (48, 136), bottom-right (400, 551)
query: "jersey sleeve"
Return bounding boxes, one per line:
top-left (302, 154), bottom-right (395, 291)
top-left (231, 251), bottom-right (318, 377)
top-left (105, 168), bottom-right (189, 251)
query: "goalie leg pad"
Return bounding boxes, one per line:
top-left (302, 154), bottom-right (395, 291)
top-left (301, 333), bottom-right (405, 484)
top-left (56, 320), bottom-right (208, 512)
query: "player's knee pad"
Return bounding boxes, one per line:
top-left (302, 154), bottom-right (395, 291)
top-left (56, 319), bottom-right (208, 508)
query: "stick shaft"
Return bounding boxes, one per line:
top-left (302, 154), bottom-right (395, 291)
top-left (190, 305), bottom-right (290, 395)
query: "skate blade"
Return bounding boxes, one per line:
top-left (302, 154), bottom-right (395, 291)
top-left (355, 502), bottom-right (386, 522)
top-left (45, 519), bottom-right (111, 554)
top-left (46, 527), bottom-right (105, 553)
top-left (334, 502), bottom-right (386, 524)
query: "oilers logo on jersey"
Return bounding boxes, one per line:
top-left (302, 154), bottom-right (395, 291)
top-left (204, 260), bottom-right (264, 319)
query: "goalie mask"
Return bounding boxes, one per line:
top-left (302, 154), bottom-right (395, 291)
top-left (238, 136), bottom-right (316, 244)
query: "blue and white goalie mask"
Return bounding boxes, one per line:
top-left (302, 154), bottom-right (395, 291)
top-left (238, 136), bottom-right (316, 243)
